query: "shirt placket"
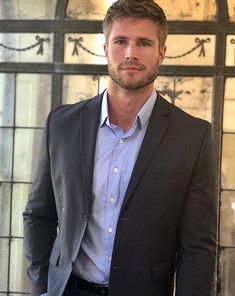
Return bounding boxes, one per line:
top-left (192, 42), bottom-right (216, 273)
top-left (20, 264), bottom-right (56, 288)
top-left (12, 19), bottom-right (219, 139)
top-left (104, 128), bottom-right (126, 278)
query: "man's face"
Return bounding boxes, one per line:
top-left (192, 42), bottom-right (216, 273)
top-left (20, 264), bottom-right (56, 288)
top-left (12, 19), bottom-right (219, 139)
top-left (104, 17), bottom-right (166, 91)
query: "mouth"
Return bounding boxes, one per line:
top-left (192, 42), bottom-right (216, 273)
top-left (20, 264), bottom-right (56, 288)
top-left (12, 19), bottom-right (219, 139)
top-left (118, 62), bottom-right (145, 72)
top-left (121, 67), bottom-right (142, 71)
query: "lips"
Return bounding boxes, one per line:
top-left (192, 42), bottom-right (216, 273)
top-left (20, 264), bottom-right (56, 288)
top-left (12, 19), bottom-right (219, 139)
top-left (119, 63), bottom-right (145, 71)
top-left (122, 67), bottom-right (142, 71)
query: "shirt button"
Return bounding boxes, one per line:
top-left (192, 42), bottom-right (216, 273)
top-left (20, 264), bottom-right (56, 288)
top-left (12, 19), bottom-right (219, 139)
top-left (113, 167), bottom-right (119, 173)
top-left (110, 198), bottom-right (115, 204)
top-left (118, 139), bottom-right (124, 144)
top-left (108, 227), bottom-right (113, 233)
top-left (108, 256), bottom-right (112, 262)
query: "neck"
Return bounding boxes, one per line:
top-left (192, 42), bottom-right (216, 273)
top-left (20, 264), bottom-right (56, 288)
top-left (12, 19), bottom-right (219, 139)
top-left (106, 82), bottom-right (154, 132)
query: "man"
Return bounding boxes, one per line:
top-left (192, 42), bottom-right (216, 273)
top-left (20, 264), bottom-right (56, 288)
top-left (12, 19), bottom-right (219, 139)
top-left (23, 0), bottom-right (217, 295)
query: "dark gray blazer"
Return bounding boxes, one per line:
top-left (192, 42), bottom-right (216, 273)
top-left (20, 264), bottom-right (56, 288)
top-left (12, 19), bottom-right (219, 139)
top-left (23, 92), bottom-right (217, 296)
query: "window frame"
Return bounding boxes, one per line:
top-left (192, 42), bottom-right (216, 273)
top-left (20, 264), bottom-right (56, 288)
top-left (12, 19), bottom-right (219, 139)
top-left (0, 0), bottom-right (234, 295)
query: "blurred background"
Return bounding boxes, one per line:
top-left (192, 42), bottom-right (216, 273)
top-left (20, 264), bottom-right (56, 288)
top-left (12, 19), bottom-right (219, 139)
top-left (0, 0), bottom-right (234, 295)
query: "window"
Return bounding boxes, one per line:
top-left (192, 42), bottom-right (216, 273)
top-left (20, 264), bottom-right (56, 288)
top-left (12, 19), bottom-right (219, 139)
top-left (0, 0), bottom-right (234, 295)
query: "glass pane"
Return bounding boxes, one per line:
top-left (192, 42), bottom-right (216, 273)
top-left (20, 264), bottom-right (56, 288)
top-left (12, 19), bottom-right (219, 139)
top-left (12, 184), bottom-right (31, 237)
top-left (0, 183), bottom-right (11, 236)
top-left (99, 75), bottom-right (109, 93)
top-left (64, 34), bottom-right (106, 64)
top-left (219, 249), bottom-right (235, 296)
top-left (220, 191), bottom-right (235, 246)
top-left (99, 76), bottom-right (212, 122)
top-left (13, 128), bottom-right (42, 182)
top-left (0, 238), bottom-right (9, 290)
top-left (66, 0), bottom-right (216, 21)
top-left (157, 0), bottom-right (216, 21)
top-left (0, 128), bottom-right (13, 181)
top-left (155, 76), bottom-right (212, 122)
top-left (164, 35), bottom-right (215, 66)
top-left (64, 34), bottom-right (215, 66)
top-left (228, 1), bottom-right (235, 21)
top-left (9, 238), bottom-right (29, 292)
top-left (0, 73), bottom-right (15, 127)
top-left (224, 78), bottom-right (235, 132)
top-left (63, 75), bottom-right (99, 104)
top-left (0, 33), bottom-right (53, 63)
top-left (64, 33), bottom-right (215, 66)
top-left (16, 74), bottom-right (51, 127)
top-left (0, 0), bottom-right (57, 20)
top-left (226, 35), bottom-right (235, 66)
top-left (221, 134), bottom-right (235, 190)
top-left (66, 0), bottom-right (115, 20)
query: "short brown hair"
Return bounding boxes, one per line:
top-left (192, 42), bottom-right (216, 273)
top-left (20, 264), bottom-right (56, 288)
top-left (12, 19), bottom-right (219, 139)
top-left (103, 0), bottom-right (168, 46)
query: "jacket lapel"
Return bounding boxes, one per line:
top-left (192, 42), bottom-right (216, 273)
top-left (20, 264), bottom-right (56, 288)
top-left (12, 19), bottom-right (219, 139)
top-left (121, 94), bottom-right (171, 210)
top-left (79, 94), bottom-right (103, 209)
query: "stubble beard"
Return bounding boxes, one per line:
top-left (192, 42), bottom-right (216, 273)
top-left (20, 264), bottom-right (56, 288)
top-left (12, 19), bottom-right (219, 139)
top-left (108, 62), bottom-right (159, 91)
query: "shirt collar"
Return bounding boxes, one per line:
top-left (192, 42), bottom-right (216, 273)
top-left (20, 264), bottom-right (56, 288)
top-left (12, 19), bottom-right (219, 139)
top-left (100, 89), bottom-right (157, 128)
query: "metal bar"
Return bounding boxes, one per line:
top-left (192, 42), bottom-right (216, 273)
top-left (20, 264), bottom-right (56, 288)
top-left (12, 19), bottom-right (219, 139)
top-left (0, 126), bottom-right (43, 129)
top-left (2, 63), bottom-right (235, 77)
top-left (159, 65), bottom-right (216, 76)
top-left (6, 73), bottom-right (17, 296)
top-left (212, 30), bottom-right (227, 296)
top-left (52, 73), bottom-right (63, 107)
top-left (51, 29), bottom-right (64, 107)
top-left (215, 0), bottom-right (229, 22)
top-left (0, 63), bottom-right (53, 73)
top-left (55, 0), bottom-right (68, 19)
top-left (0, 181), bottom-right (33, 185)
top-left (0, 20), bottom-right (103, 33)
top-left (219, 246), bottom-right (235, 250)
top-left (0, 19), bottom-right (235, 34)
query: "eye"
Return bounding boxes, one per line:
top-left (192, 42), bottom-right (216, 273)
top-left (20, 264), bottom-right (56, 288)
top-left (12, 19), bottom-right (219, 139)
top-left (138, 41), bottom-right (151, 47)
top-left (114, 39), bottom-right (126, 45)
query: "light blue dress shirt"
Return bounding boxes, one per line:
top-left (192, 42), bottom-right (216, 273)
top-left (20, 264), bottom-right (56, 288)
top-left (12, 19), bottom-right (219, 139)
top-left (72, 90), bottom-right (157, 284)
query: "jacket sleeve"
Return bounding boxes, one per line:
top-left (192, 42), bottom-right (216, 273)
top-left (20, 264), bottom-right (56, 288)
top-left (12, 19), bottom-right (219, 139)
top-left (175, 123), bottom-right (217, 296)
top-left (23, 110), bottom-right (58, 296)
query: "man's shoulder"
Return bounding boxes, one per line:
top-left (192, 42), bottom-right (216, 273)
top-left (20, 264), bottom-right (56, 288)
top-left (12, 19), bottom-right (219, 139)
top-left (48, 93), bottom-right (103, 124)
top-left (157, 92), bottom-right (211, 129)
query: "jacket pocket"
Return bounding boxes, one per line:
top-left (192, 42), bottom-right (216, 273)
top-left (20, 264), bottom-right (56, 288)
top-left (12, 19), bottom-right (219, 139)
top-left (49, 243), bottom-right (61, 266)
top-left (151, 261), bottom-right (175, 282)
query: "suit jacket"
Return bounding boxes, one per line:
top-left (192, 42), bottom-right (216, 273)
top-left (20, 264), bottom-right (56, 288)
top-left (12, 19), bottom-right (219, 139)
top-left (23, 92), bottom-right (217, 296)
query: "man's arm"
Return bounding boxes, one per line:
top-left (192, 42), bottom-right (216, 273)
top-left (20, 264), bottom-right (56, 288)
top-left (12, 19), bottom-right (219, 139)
top-left (176, 123), bottom-right (217, 296)
top-left (23, 112), bottom-right (58, 296)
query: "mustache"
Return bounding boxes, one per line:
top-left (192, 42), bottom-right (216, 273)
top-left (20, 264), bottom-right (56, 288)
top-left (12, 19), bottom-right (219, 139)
top-left (118, 60), bottom-right (146, 70)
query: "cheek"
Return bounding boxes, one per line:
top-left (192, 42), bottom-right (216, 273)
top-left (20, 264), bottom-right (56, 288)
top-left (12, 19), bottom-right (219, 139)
top-left (145, 56), bottom-right (159, 67)
top-left (108, 49), bottom-right (124, 62)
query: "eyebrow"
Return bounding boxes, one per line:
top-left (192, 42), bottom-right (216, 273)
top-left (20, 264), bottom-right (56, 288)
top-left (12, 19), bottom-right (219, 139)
top-left (111, 35), bottom-right (127, 42)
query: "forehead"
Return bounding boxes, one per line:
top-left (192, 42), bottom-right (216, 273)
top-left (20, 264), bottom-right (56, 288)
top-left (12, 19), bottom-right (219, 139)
top-left (108, 17), bottom-right (159, 41)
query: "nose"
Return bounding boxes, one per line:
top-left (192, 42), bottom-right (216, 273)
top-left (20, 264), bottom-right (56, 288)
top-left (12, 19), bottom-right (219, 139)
top-left (125, 43), bottom-right (138, 60)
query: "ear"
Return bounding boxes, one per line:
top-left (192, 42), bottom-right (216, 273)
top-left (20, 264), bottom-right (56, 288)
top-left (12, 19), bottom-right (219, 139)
top-left (103, 43), bottom-right (108, 58)
top-left (158, 45), bottom-right (166, 65)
